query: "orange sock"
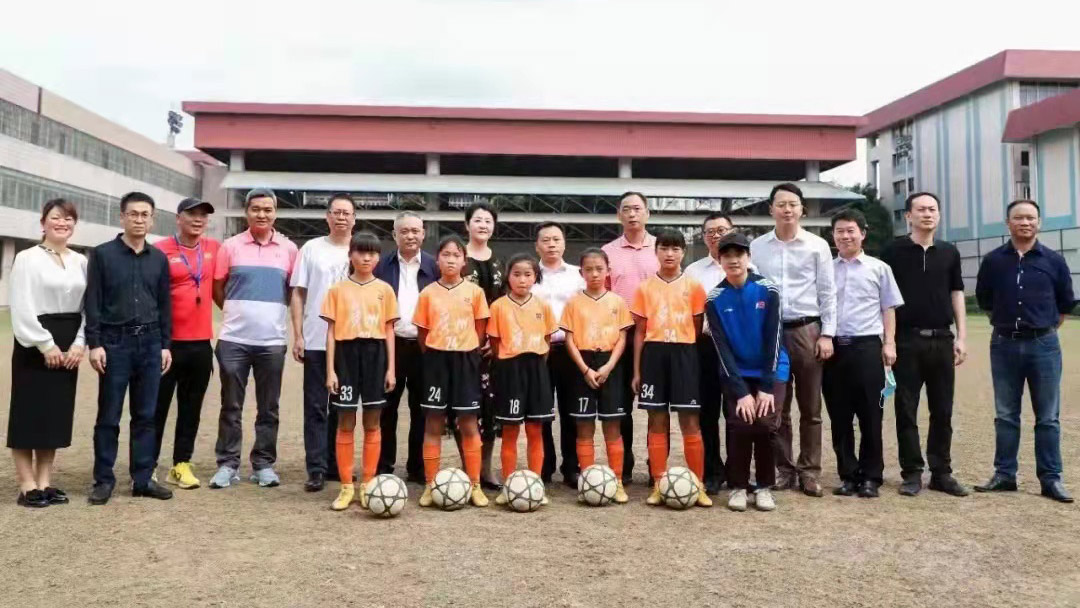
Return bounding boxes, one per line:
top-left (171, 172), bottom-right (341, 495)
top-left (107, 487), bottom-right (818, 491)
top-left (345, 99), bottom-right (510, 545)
top-left (683, 431), bottom-right (704, 482)
top-left (336, 427), bottom-right (355, 484)
top-left (361, 427), bottom-right (381, 485)
top-left (462, 434), bottom-right (482, 484)
top-left (576, 438), bottom-right (596, 469)
top-left (501, 424), bottom-right (520, 477)
top-left (647, 431), bottom-right (669, 483)
top-left (525, 422), bottom-right (544, 475)
top-left (423, 439), bottom-right (441, 484)
top-left (605, 438), bottom-right (624, 480)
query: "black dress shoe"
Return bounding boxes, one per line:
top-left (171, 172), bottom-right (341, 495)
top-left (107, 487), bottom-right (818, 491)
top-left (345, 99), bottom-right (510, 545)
top-left (833, 480), bottom-right (859, 496)
top-left (325, 470), bottom-right (340, 482)
top-left (704, 478), bottom-right (724, 496)
top-left (304, 473), bottom-right (326, 493)
top-left (929, 475), bottom-right (970, 497)
top-left (88, 483), bottom-right (114, 505)
top-left (480, 479), bottom-right (503, 492)
top-left (1041, 481), bottom-right (1074, 503)
top-left (17, 489), bottom-right (49, 508)
top-left (562, 474), bottom-right (579, 490)
top-left (857, 481), bottom-right (880, 498)
top-left (43, 487), bottom-right (69, 505)
top-left (974, 475), bottom-right (1018, 492)
top-left (772, 473), bottom-right (798, 491)
top-left (132, 480), bottom-right (173, 500)
top-left (898, 475), bottom-right (922, 496)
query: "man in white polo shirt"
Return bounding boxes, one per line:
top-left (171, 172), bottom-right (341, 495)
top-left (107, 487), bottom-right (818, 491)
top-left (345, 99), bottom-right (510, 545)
top-left (531, 221), bottom-right (586, 486)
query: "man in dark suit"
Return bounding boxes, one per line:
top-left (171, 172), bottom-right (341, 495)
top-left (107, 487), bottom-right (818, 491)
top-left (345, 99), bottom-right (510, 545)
top-left (375, 211), bottom-right (439, 483)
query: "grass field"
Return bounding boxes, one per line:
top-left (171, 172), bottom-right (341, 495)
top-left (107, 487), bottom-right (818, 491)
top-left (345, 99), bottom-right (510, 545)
top-left (0, 311), bottom-right (1078, 607)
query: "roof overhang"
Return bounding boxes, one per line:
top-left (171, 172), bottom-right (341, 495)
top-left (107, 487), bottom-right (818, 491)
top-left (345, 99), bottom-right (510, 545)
top-left (1002, 87), bottom-right (1080, 142)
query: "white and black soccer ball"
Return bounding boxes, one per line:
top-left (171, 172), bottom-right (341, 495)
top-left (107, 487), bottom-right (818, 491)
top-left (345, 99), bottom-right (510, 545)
top-left (503, 469), bottom-right (545, 512)
top-left (364, 474), bottom-right (408, 518)
top-left (577, 464), bottom-right (618, 506)
top-left (658, 466), bottom-right (700, 510)
top-left (431, 467), bottom-right (472, 511)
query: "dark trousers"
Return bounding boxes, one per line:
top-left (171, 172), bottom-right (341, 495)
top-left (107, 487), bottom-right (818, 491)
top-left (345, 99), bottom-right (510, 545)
top-left (893, 333), bottom-right (955, 478)
top-left (214, 340), bottom-right (286, 471)
top-left (697, 337), bottom-right (726, 485)
top-left (725, 378), bottom-right (782, 489)
top-left (93, 328), bottom-right (163, 488)
top-left (302, 350), bottom-right (338, 477)
top-left (541, 343), bottom-right (578, 481)
top-left (822, 337), bottom-right (885, 484)
top-left (379, 337), bottom-right (424, 480)
top-left (153, 339), bottom-right (213, 467)
top-left (617, 326), bottom-right (636, 480)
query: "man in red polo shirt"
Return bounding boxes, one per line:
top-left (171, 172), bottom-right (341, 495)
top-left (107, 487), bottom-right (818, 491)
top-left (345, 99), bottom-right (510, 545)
top-left (153, 197), bottom-right (221, 489)
top-left (601, 191), bottom-right (659, 484)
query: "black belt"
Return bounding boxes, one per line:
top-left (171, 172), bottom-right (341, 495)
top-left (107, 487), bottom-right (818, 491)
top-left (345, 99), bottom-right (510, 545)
top-left (901, 327), bottom-right (953, 338)
top-left (103, 322), bottom-right (158, 336)
top-left (994, 327), bottom-right (1053, 340)
top-left (783, 316), bottom-right (821, 329)
top-left (834, 335), bottom-right (881, 346)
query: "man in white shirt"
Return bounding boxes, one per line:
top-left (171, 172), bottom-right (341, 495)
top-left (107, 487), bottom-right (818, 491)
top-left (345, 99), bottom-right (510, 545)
top-left (823, 209), bottom-right (903, 499)
top-left (531, 221), bottom-right (586, 486)
top-left (289, 194), bottom-right (354, 492)
top-left (749, 183), bottom-right (837, 497)
top-left (375, 212), bottom-right (440, 484)
top-left (685, 212), bottom-right (735, 495)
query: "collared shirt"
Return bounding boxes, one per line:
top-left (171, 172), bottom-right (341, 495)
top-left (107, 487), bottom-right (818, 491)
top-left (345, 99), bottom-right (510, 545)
top-left (290, 236), bottom-right (350, 351)
top-left (157, 236), bottom-right (221, 341)
top-left (833, 253), bottom-right (904, 337)
top-left (749, 227), bottom-right (837, 336)
top-left (602, 232), bottom-right (659, 306)
top-left (531, 260), bottom-right (585, 343)
top-left (215, 228), bottom-right (299, 347)
top-left (85, 234), bottom-right (172, 349)
top-left (976, 239), bottom-right (1075, 330)
top-left (10, 245), bottom-right (87, 352)
top-left (880, 235), bottom-right (964, 331)
top-left (686, 255), bottom-right (725, 336)
top-left (395, 252), bottom-right (423, 339)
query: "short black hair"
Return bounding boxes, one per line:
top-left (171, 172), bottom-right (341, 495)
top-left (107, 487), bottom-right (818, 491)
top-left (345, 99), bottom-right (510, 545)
top-left (619, 191), bottom-right (647, 208)
top-left (534, 221), bottom-right (565, 239)
top-left (702, 212), bottom-right (733, 228)
top-left (831, 208), bottom-right (868, 232)
top-left (120, 191), bottom-right (155, 211)
top-left (465, 201), bottom-right (498, 223)
top-left (768, 183), bottom-right (803, 205)
top-left (349, 231), bottom-right (381, 254)
top-left (503, 253), bottom-right (543, 293)
top-left (579, 247), bottom-right (609, 267)
top-left (905, 191), bottom-right (940, 212)
top-left (436, 235), bottom-right (467, 256)
top-left (1007, 199), bottom-right (1041, 217)
top-left (328, 193), bottom-right (356, 209)
top-left (655, 228), bottom-right (686, 249)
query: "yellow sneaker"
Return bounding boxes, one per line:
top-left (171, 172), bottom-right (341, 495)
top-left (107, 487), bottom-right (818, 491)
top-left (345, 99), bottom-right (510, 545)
top-left (646, 483), bottom-right (663, 506)
top-left (167, 462), bottom-right (200, 489)
top-left (470, 483), bottom-right (489, 507)
top-left (358, 481), bottom-right (369, 509)
top-left (419, 484), bottom-right (434, 508)
top-left (495, 491), bottom-right (508, 506)
top-left (331, 484), bottom-right (355, 511)
top-left (696, 491), bottom-right (713, 508)
top-left (540, 494), bottom-right (550, 506)
top-left (614, 481), bottom-right (629, 504)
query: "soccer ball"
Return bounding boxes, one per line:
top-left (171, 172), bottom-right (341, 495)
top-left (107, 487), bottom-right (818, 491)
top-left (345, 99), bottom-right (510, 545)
top-left (431, 468), bottom-right (472, 511)
top-left (577, 464), bottom-right (618, 506)
top-left (364, 474), bottom-right (408, 518)
top-left (658, 466), bottom-right (700, 510)
top-left (503, 469), bottom-right (545, 512)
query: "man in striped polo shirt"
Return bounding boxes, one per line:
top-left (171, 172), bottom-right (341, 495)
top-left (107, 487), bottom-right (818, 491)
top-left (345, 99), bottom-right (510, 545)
top-left (209, 188), bottom-right (299, 489)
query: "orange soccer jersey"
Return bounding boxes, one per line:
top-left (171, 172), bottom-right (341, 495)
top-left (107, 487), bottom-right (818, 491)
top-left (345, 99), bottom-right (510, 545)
top-left (559, 291), bottom-right (634, 352)
top-left (630, 273), bottom-right (706, 344)
top-left (413, 280), bottom-right (490, 351)
top-left (487, 294), bottom-right (557, 359)
top-left (320, 278), bottom-right (399, 340)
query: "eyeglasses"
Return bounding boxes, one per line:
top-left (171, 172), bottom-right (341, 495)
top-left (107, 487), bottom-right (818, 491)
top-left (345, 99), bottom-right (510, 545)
top-left (124, 211), bottom-right (153, 220)
top-left (704, 227), bottom-right (732, 237)
top-left (329, 210), bottom-right (354, 218)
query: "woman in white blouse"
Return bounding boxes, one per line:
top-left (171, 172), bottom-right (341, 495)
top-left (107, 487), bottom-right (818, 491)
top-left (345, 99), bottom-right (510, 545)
top-left (8, 199), bottom-right (87, 508)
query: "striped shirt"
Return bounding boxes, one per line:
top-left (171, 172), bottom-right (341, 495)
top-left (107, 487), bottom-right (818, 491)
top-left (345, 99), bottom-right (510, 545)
top-left (215, 229), bottom-right (299, 346)
top-left (602, 232), bottom-right (659, 306)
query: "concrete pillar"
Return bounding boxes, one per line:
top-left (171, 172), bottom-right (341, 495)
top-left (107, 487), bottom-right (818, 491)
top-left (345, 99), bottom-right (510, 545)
top-left (805, 160), bottom-right (820, 181)
top-left (0, 238), bottom-right (16, 308)
top-left (424, 189), bottom-right (441, 246)
top-left (618, 157), bottom-right (633, 179)
top-left (426, 154), bottom-right (441, 176)
top-left (229, 150), bottom-right (245, 172)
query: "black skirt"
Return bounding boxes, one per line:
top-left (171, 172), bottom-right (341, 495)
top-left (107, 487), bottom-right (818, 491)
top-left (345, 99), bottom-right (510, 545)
top-left (8, 313), bottom-right (82, 449)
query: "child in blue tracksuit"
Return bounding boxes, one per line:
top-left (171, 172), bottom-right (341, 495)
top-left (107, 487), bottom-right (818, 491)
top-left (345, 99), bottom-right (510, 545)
top-left (704, 233), bottom-right (791, 512)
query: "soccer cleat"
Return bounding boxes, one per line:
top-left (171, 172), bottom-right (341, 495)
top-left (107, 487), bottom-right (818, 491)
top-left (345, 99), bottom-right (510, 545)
top-left (418, 484), bottom-right (435, 507)
top-left (613, 481), bottom-right (630, 504)
top-left (470, 483), bottom-right (489, 507)
top-left (209, 466), bottom-right (239, 489)
top-left (495, 491), bottom-right (509, 506)
top-left (754, 489), bottom-right (776, 511)
top-left (540, 494), bottom-right (550, 506)
top-left (358, 483), bottom-right (369, 509)
top-left (695, 491), bottom-right (713, 508)
top-left (728, 489), bottom-right (748, 511)
top-left (646, 483), bottom-right (663, 506)
top-left (167, 462), bottom-right (201, 489)
top-left (331, 485), bottom-right (355, 511)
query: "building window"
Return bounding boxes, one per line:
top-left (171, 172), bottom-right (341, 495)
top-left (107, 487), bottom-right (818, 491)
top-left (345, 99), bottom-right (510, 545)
top-left (871, 160), bottom-right (880, 189)
top-left (907, 177), bottom-right (915, 191)
top-left (1019, 82), bottom-right (1079, 107)
top-left (893, 180), bottom-right (906, 197)
top-left (869, 135), bottom-right (878, 148)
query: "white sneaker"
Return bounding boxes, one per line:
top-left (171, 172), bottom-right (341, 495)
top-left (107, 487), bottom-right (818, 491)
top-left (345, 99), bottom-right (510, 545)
top-left (209, 466), bottom-right (239, 489)
top-left (727, 488), bottom-right (748, 512)
top-left (754, 488), bottom-right (776, 511)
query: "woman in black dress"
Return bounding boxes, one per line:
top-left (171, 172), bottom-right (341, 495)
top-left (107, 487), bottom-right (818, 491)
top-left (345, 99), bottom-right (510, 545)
top-left (463, 202), bottom-right (504, 489)
top-left (8, 199), bottom-right (87, 507)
